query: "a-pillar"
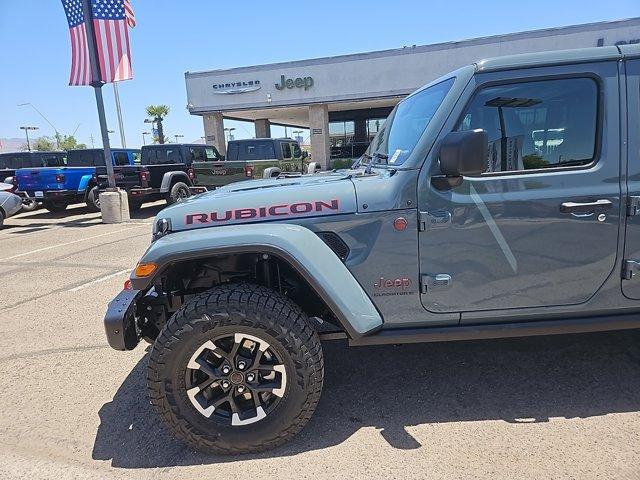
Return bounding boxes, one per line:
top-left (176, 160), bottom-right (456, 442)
top-left (309, 104), bottom-right (330, 170)
top-left (203, 112), bottom-right (226, 156)
top-left (254, 119), bottom-right (271, 138)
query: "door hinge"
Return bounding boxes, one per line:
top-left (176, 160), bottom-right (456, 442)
top-left (420, 274), bottom-right (452, 293)
top-left (419, 210), bottom-right (452, 231)
top-left (622, 260), bottom-right (640, 280)
top-left (627, 196), bottom-right (640, 216)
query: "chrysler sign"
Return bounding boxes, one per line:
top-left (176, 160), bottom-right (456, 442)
top-left (213, 80), bottom-right (261, 94)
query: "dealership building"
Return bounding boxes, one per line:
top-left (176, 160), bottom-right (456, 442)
top-left (185, 18), bottom-right (640, 168)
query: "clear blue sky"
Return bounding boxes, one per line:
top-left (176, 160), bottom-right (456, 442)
top-left (0, 0), bottom-right (638, 148)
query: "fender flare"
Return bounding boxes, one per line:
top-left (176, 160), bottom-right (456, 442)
top-left (160, 171), bottom-right (191, 193)
top-left (131, 223), bottom-right (383, 338)
top-left (77, 174), bottom-right (94, 194)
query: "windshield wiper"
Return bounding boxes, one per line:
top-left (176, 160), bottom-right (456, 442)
top-left (364, 152), bottom-right (389, 174)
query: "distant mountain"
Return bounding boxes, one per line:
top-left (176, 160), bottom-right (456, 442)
top-left (0, 138), bottom-right (26, 153)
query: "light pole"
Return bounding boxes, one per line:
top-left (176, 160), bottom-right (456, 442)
top-left (174, 134), bottom-right (184, 143)
top-left (144, 119), bottom-right (156, 143)
top-left (18, 103), bottom-right (60, 149)
top-left (224, 127), bottom-right (235, 141)
top-left (19, 126), bottom-right (39, 151)
top-left (142, 132), bottom-right (150, 145)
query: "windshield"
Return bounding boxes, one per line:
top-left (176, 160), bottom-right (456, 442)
top-left (366, 77), bottom-right (454, 166)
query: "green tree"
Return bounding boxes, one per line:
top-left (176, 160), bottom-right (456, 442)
top-left (31, 135), bottom-right (86, 152)
top-left (32, 136), bottom-right (56, 151)
top-left (56, 134), bottom-right (86, 150)
top-left (145, 105), bottom-right (170, 144)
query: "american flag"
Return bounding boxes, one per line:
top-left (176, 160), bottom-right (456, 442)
top-left (61, 0), bottom-right (135, 86)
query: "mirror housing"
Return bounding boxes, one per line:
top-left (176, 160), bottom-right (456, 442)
top-left (439, 129), bottom-right (487, 176)
top-left (302, 151), bottom-right (309, 159)
top-left (432, 129), bottom-right (487, 190)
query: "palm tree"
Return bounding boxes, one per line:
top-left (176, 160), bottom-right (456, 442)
top-left (146, 105), bottom-right (170, 144)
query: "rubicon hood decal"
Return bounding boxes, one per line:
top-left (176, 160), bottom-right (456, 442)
top-left (159, 172), bottom-right (358, 231)
top-left (187, 199), bottom-right (340, 225)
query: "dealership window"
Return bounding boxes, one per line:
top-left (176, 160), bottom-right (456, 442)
top-left (367, 118), bottom-right (385, 142)
top-left (329, 121), bottom-right (354, 148)
top-left (329, 121), bottom-right (355, 158)
top-left (457, 77), bottom-right (598, 172)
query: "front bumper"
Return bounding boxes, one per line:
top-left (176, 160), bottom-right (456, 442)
top-left (104, 288), bottom-right (142, 350)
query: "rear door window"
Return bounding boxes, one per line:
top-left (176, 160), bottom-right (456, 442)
top-left (292, 142), bottom-right (303, 158)
top-left (189, 147), bottom-right (208, 161)
top-left (281, 142), bottom-right (292, 159)
top-left (205, 147), bottom-right (220, 161)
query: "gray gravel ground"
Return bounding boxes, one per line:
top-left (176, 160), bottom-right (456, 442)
top-left (0, 203), bottom-right (639, 479)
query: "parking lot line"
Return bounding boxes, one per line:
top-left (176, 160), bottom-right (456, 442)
top-left (0, 225), bottom-right (145, 261)
top-left (68, 268), bottom-right (131, 292)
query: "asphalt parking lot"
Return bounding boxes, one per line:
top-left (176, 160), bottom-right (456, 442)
top-left (0, 204), bottom-right (639, 479)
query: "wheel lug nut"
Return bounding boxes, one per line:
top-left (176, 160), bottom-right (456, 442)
top-left (221, 380), bottom-right (230, 388)
top-left (247, 373), bottom-right (255, 382)
top-left (237, 386), bottom-right (245, 393)
top-left (222, 366), bottom-right (231, 374)
top-left (238, 361), bottom-right (246, 370)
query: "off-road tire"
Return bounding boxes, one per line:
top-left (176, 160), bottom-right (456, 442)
top-left (43, 199), bottom-right (68, 212)
top-left (147, 283), bottom-right (324, 454)
top-left (20, 199), bottom-right (37, 212)
top-left (166, 181), bottom-right (191, 205)
top-left (86, 186), bottom-right (100, 212)
top-left (0, 209), bottom-right (5, 228)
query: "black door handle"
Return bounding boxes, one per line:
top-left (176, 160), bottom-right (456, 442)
top-left (560, 199), bottom-right (613, 214)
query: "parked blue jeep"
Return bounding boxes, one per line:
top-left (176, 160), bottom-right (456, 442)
top-left (16, 148), bottom-right (140, 212)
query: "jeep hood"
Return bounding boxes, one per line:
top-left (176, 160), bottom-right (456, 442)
top-left (159, 171), bottom-right (358, 232)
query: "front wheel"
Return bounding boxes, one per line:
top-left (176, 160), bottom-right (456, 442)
top-left (86, 186), bottom-right (100, 212)
top-left (166, 182), bottom-right (191, 205)
top-left (43, 199), bottom-right (68, 213)
top-left (147, 283), bottom-right (324, 454)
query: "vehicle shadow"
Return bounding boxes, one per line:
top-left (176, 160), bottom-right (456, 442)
top-left (92, 329), bottom-right (640, 468)
top-left (12, 202), bottom-right (165, 223)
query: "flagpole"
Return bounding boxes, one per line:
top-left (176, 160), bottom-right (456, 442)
top-left (80, 0), bottom-right (116, 190)
top-left (113, 82), bottom-right (127, 148)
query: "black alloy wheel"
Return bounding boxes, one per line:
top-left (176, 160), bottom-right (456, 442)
top-left (184, 332), bottom-right (287, 426)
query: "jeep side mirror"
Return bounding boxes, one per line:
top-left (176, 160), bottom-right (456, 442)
top-left (302, 151), bottom-right (309, 159)
top-left (432, 129), bottom-right (487, 190)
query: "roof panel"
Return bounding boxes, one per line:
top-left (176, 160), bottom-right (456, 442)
top-left (475, 46), bottom-right (621, 72)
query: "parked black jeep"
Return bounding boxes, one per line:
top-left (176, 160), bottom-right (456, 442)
top-left (96, 143), bottom-right (225, 210)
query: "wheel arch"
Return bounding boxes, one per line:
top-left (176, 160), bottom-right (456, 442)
top-left (160, 171), bottom-right (191, 192)
top-left (132, 224), bottom-right (383, 338)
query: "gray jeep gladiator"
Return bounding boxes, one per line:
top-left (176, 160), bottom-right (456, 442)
top-left (104, 44), bottom-right (640, 454)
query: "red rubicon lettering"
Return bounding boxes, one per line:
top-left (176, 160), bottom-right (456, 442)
top-left (211, 210), bottom-right (232, 221)
top-left (235, 208), bottom-right (257, 220)
top-left (268, 205), bottom-right (288, 216)
top-left (184, 199), bottom-right (340, 225)
top-left (315, 199), bottom-right (339, 211)
top-left (291, 202), bottom-right (313, 213)
top-left (186, 213), bottom-right (209, 225)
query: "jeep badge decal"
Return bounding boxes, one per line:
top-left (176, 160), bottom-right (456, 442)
top-left (185, 199), bottom-right (339, 225)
